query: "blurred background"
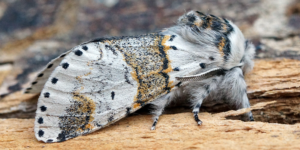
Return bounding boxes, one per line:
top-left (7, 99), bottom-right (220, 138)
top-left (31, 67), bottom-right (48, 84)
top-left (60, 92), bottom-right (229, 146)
top-left (0, 0), bottom-right (300, 121)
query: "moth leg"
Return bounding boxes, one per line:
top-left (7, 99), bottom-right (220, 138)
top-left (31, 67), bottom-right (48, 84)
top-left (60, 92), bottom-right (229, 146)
top-left (238, 89), bottom-right (254, 121)
top-left (150, 94), bottom-right (172, 130)
top-left (223, 67), bottom-right (254, 121)
top-left (191, 87), bottom-right (208, 126)
top-left (193, 102), bottom-right (203, 125)
top-left (190, 77), bottom-right (221, 126)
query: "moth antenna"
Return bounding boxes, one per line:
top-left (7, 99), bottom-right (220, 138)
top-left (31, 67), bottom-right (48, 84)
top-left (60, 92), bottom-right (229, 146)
top-left (176, 68), bottom-right (225, 81)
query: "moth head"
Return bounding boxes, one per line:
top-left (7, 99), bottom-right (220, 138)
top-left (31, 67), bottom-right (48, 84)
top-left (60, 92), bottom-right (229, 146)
top-left (177, 10), bottom-right (232, 35)
top-left (176, 10), bottom-right (255, 74)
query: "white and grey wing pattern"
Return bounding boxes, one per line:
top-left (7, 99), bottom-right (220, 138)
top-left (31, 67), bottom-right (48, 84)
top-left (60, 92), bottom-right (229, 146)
top-left (31, 33), bottom-right (184, 143)
top-left (34, 42), bottom-right (139, 142)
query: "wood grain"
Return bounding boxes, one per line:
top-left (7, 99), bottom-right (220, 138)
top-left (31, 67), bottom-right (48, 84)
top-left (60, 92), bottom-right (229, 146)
top-left (1, 103), bottom-right (300, 150)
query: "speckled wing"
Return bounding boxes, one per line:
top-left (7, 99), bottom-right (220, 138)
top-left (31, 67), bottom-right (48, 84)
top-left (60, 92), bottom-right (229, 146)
top-left (31, 33), bottom-right (181, 143)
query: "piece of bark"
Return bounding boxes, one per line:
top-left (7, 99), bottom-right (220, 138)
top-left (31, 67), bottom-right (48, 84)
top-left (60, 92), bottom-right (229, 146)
top-left (0, 40), bottom-right (71, 96)
top-left (246, 59), bottom-right (300, 99)
top-left (0, 92), bottom-right (37, 118)
top-left (1, 102), bottom-right (300, 150)
top-left (0, 64), bottom-right (12, 86)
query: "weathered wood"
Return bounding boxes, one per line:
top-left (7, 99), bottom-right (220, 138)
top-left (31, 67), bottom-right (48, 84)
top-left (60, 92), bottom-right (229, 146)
top-left (0, 64), bottom-right (12, 88)
top-left (2, 102), bottom-right (300, 150)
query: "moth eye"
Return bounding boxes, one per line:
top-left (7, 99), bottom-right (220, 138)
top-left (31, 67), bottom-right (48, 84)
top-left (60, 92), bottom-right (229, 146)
top-left (199, 63), bottom-right (206, 69)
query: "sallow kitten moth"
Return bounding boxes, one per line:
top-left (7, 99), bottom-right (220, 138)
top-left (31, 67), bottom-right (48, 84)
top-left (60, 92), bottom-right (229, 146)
top-left (25, 10), bottom-right (255, 143)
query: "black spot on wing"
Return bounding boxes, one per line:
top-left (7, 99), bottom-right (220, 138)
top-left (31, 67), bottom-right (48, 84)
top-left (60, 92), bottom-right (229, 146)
top-left (38, 130), bottom-right (44, 137)
top-left (32, 81), bottom-right (37, 85)
top-left (169, 35), bottom-right (176, 41)
top-left (82, 45), bottom-right (88, 51)
top-left (40, 106), bottom-right (47, 112)
top-left (60, 54), bottom-right (66, 58)
top-left (51, 78), bottom-right (58, 84)
top-left (38, 73), bottom-right (44, 77)
top-left (173, 67), bottom-right (180, 71)
top-left (62, 62), bottom-right (69, 69)
top-left (170, 46), bottom-right (177, 50)
top-left (38, 117), bottom-right (43, 124)
top-left (47, 64), bottom-right (53, 69)
top-left (199, 63), bottom-right (206, 69)
top-left (44, 92), bottom-right (50, 98)
top-left (46, 139), bottom-right (53, 143)
top-left (74, 50), bottom-right (83, 56)
top-left (111, 91), bottom-right (115, 100)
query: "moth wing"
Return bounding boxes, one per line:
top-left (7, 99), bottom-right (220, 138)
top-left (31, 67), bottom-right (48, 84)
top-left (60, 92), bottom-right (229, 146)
top-left (24, 50), bottom-right (73, 94)
top-left (34, 42), bottom-right (139, 143)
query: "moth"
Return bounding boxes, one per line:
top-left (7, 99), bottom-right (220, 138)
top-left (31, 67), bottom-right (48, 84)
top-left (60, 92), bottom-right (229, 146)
top-left (24, 10), bottom-right (255, 143)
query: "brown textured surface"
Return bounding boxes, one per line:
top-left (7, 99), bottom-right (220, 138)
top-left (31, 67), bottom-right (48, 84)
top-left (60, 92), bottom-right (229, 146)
top-left (2, 102), bottom-right (300, 150)
top-left (0, 64), bottom-right (12, 86)
top-left (246, 59), bottom-right (300, 98)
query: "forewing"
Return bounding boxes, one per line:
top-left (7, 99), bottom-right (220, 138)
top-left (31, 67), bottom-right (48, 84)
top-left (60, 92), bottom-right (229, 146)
top-left (34, 33), bottom-right (180, 143)
top-left (35, 42), bottom-right (139, 142)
